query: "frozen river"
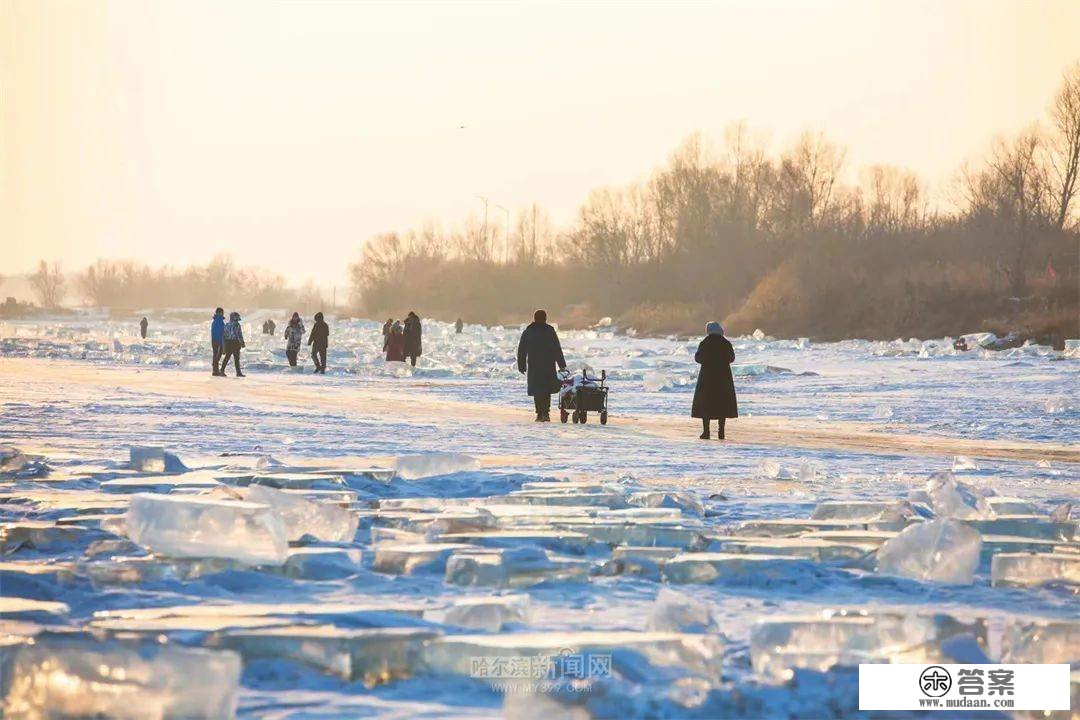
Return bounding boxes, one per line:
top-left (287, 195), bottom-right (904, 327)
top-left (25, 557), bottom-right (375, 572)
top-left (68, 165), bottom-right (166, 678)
top-left (0, 312), bottom-right (1077, 718)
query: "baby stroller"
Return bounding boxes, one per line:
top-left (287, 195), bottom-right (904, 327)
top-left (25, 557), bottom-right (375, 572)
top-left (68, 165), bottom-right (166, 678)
top-left (558, 369), bottom-right (609, 425)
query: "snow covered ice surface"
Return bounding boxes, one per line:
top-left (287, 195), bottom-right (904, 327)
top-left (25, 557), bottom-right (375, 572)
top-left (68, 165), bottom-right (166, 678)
top-left (0, 314), bottom-right (1078, 718)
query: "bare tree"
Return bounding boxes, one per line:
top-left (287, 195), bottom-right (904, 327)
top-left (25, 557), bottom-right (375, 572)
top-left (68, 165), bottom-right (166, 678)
top-left (30, 260), bottom-right (66, 309)
top-left (963, 130), bottom-right (1054, 295)
top-left (777, 131), bottom-right (847, 231)
top-left (862, 165), bottom-right (923, 233)
top-left (1047, 63), bottom-right (1080, 229)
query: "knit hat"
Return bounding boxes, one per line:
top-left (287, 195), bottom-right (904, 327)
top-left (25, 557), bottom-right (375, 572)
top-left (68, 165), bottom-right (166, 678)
top-left (706, 321), bottom-right (723, 336)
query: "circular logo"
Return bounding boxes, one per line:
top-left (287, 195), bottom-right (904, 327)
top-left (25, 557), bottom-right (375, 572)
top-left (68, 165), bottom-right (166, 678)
top-left (919, 666), bottom-right (952, 697)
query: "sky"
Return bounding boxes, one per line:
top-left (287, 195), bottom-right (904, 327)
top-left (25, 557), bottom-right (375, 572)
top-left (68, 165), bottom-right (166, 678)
top-left (2, 0), bottom-right (1079, 289)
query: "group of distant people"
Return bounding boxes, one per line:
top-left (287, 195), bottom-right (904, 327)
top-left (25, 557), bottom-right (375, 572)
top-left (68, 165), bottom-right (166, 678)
top-left (156, 306), bottom-right (738, 435)
top-left (209, 308), bottom-right (328, 377)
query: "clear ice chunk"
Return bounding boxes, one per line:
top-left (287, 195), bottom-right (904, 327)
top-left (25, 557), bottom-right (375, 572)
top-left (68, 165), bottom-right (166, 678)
top-left (643, 372), bottom-right (670, 392)
top-left (990, 552), bottom-right (1080, 588)
top-left (372, 543), bottom-right (478, 575)
top-left (276, 546), bottom-right (364, 580)
top-left (662, 553), bottom-right (819, 585)
top-left (423, 630), bottom-right (722, 683)
top-left (394, 453), bottom-right (480, 480)
top-left (2, 633), bottom-right (241, 719)
top-left (985, 497), bottom-right (1038, 515)
top-left (750, 611), bottom-right (986, 680)
top-left (558, 520), bottom-right (703, 549)
top-left (241, 484), bottom-right (358, 542)
top-left (876, 518), bottom-right (982, 584)
top-left (445, 547), bottom-right (590, 588)
top-left (129, 446), bottom-right (186, 473)
top-left (213, 626), bottom-right (437, 684)
top-left (951, 455), bottom-right (978, 471)
top-left (0, 521), bottom-right (87, 554)
top-left (646, 588), bottom-right (719, 633)
top-left (437, 594), bottom-right (531, 631)
top-left (244, 472), bottom-right (343, 489)
top-left (1000, 619), bottom-right (1079, 664)
top-left (960, 516), bottom-right (1075, 541)
top-left (439, 529), bottom-right (591, 555)
top-left (627, 491), bottom-right (704, 517)
top-left (124, 493), bottom-right (289, 565)
top-left (810, 501), bottom-right (915, 522)
top-left (925, 472), bottom-right (992, 519)
top-left (710, 537), bottom-right (875, 565)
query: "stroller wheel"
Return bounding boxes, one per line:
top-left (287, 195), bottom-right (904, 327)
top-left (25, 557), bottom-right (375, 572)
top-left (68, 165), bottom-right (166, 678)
top-left (572, 411), bottom-right (580, 424)
top-left (600, 411), bottom-right (608, 425)
top-left (580, 411), bottom-right (587, 424)
top-left (560, 409), bottom-right (569, 423)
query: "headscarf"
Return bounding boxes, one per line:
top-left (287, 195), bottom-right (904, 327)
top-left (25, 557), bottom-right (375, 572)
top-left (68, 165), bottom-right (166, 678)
top-left (230, 312), bottom-right (241, 321)
top-left (706, 321), bottom-right (723, 336)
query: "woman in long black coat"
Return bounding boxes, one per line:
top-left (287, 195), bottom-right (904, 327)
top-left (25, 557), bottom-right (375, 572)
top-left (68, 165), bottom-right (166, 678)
top-left (691, 322), bottom-right (738, 439)
top-left (517, 309), bottom-right (567, 421)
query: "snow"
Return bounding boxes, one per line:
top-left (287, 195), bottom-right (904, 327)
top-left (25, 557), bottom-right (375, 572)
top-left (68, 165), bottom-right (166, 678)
top-left (0, 313), bottom-right (1077, 717)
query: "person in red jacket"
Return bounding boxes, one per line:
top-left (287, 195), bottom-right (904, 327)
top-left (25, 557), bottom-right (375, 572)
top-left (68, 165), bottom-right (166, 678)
top-left (385, 320), bottom-right (406, 362)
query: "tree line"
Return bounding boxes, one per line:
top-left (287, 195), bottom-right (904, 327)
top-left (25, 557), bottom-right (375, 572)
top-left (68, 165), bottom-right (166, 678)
top-left (351, 65), bottom-right (1080, 340)
top-left (26, 256), bottom-right (323, 313)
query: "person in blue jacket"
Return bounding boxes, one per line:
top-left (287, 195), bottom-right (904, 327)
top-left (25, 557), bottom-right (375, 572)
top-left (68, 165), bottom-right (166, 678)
top-left (210, 307), bottom-right (225, 376)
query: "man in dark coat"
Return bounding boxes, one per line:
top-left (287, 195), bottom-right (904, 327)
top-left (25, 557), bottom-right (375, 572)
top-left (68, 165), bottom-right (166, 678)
top-left (692, 322), bottom-right (738, 439)
top-left (403, 311), bottom-right (422, 367)
top-left (139, 317), bottom-right (148, 339)
top-left (517, 309), bottom-right (567, 422)
top-left (307, 312), bottom-right (329, 374)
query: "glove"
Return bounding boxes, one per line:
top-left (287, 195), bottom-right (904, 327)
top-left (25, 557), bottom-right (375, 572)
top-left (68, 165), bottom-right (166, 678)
top-left (518, 366), bottom-right (526, 374)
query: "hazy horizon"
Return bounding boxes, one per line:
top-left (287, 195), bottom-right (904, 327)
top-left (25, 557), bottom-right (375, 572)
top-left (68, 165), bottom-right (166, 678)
top-left (4, 0), bottom-right (1079, 289)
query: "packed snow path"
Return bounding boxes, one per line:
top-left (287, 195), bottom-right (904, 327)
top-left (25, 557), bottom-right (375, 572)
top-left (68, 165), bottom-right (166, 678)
top-left (1, 359), bottom-right (1077, 466)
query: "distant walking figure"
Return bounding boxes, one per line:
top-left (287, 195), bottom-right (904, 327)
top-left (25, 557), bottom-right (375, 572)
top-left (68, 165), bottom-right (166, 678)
top-left (455, 318), bottom-right (464, 334)
top-left (284, 312), bottom-right (305, 367)
top-left (210, 307), bottom-right (225, 376)
top-left (219, 312), bottom-right (246, 377)
top-left (403, 311), bottom-right (423, 367)
top-left (385, 320), bottom-right (406, 362)
top-left (692, 322), bottom-right (738, 439)
top-left (517, 309), bottom-right (566, 422)
top-left (263, 318), bottom-right (276, 335)
top-left (382, 318), bottom-right (392, 348)
top-left (139, 317), bottom-right (148, 339)
top-left (308, 312), bottom-right (329, 374)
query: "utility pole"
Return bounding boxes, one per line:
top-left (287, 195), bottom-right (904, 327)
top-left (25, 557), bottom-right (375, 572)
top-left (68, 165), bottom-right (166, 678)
top-left (474, 194), bottom-right (489, 259)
